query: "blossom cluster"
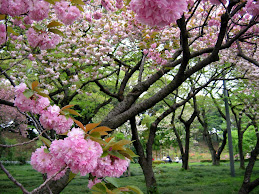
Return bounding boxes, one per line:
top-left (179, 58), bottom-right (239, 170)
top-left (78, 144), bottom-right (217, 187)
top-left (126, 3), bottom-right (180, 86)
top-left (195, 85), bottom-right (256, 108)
top-left (14, 83), bottom-right (50, 114)
top-left (130, 0), bottom-right (188, 27)
top-left (39, 105), bottom-right (73, 134)
top-left (54, 1), bottom-right (81, 25)
top-left (0, 24), bottom-right (6, 45)
top-left (245, 0), bottom-right (259, 16)
top-left (0, 0), bottom-right (81, 24)
top-left (31, 127), bottom-right (130, 188)
top-left (26, 28), bottom-right (61, 50)
top-left (14, 83), bottom-right (73, 134)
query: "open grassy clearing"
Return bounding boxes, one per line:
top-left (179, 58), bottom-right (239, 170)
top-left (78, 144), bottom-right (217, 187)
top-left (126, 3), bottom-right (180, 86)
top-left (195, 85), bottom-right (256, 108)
top-left (1, 162), bottom-right (259, 194)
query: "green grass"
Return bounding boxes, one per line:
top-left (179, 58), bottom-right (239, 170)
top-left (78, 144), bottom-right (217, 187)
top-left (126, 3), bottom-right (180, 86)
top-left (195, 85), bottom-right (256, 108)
top-left (1, 162), bottom-right (259, 194)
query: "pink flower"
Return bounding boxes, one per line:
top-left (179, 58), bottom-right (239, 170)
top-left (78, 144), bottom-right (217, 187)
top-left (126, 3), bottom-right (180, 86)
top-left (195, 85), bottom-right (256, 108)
top-left (26, 28), bottom-right (61, 50)
top-left (207, 0), bottom-right (227, 5)
top-left (93, 11), bottom-right (102, 20)
top-left (31, 146), bottom-right (66, 180)
top-left (92, 155), bottom-right (130, 178)
top-left (67, 127), bottom-right (85, 139)
top-left (39, 105), bottom-right (73, 134)
top-left (246, 0), bottom-right (259, 16)
top-left (130, 0), bottom-right (188, 27)
top-left (116, 0), bottom-right (124, 9)
top-left (54, 1), bottom-right (81, 25)
top-left (50, 137), bottom-right (103, 176)
top-left (29, 0), bottom-right (49, 21)
top-left (0, 0), bottom-right (31, 16)
top-left (0, 24), bottom-right (6, 45)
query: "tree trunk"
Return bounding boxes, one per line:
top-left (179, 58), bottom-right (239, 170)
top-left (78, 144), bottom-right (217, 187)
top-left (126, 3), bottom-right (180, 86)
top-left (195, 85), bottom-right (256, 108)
top-left (238, 131), bottom-right (245, 169)
top-left (239, 137), bottom-right (259, 194)
top-left (182, 127), bottom-right (190, 170)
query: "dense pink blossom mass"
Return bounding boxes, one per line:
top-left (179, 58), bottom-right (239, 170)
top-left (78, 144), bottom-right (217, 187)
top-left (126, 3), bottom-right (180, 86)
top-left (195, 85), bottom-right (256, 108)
top-left (14, 83), bottom-right (50, 114)
top-left (92, 155), bottom-right (130, 178)
top-left (246, 0), bottom-right (259, 16)
top-left (0, 23), bottom-right (6, 45)
top-left (130, 0), bottom-right (188, 27)
top-left (54, 1), bottom-right (81, 25)
top-left (26, 28), bottom-right (61, 50)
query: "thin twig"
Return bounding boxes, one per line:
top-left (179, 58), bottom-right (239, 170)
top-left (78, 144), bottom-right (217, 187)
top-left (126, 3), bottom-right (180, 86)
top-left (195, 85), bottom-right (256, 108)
top-left (30, 165), bottom-right (68, 194)
top-left (0, 129), bottom-right (48, 148)
top-left (0, 162), bottom-right (30, 194)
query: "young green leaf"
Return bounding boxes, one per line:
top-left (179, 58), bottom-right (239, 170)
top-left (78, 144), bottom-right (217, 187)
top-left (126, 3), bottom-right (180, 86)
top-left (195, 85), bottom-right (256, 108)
top-left (23, 89), bottom-right (34, 98)
top-left (48, 29), bottom-right (65, 37)
top-left (47, 21), bottom-right (64, 28)
top-left (68, 172), bottom-right (77, 183)
top-left (39, 136), bottom-right (51, 147)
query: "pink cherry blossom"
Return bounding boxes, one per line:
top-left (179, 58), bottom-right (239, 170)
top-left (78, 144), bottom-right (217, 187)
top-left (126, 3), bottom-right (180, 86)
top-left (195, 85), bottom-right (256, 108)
top-left (31, 146), bottom-right (66, 180)
top-left (92, 155), bottom-right (130, 178)
top-left (246, 0), bottom-right (259, 16)
top-left (39, 105), bottom-right (73, 134)
top-left (130, 0), bottom-right (188, 27)
top-left (0, 24), bottom-right (6, 45)
top-left (207, 0), bottom-right (227, 5)
top-left (93, 11), bottom-right (102, 20)
top-left (54, 1), bottom-right (81, 25)
top-left (28, 0), bottom-right (50, 21)
top-left (49, 133), bottom-right (103, 176)
top-left (26, 28), bottom-right (61, 50)
top-left (14, 83), bottom-right (50, 114)
top-left (0, 0), bottom-right (31, 17)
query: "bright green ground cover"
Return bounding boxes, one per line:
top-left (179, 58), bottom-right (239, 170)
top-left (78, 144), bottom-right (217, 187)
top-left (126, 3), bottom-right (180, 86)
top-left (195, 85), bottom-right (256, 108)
top-left (1, 162), bottom-right (259, 194)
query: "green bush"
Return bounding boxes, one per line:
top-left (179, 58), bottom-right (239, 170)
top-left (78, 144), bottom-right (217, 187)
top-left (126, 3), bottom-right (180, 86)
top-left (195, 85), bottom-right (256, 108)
top-left (153, 160), bottom-right (166, 165)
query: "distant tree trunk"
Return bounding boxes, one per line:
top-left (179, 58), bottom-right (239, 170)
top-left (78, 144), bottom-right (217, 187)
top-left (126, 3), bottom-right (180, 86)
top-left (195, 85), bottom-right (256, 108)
top-left (238, 130), bottom-right (245, 169)
top-left (182, 127), bottom-right (190, 170)
top-left (177, 102), bottom-right (197, 170)
top-left (197, 109), bottom-right (227, 166)
top-left (239, 137), bottom-right (259, 194)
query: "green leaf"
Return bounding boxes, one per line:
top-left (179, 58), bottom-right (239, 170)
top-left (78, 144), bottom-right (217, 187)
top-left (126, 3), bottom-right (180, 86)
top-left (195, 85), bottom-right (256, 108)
top-left (126, 186), bottom-right (144, 194)
top-left (71, 0), bottom-right (85, 5)
top-left (44, 148), bottom-right (50, 153)
top-left (23, 89), bottom-right (34, 98)
top-left (68, 172), bottom-right (77, 183)
top-left (66, 109), bottom-right (81, 116)
top-left (109, 150), bottom-right (125, 160)
top-left (7, 27), bottom-right (19, 36)
top-left (89, 132), bottom-right (101, 138)
top-left (105, 177), bottom-right (119, 188)
top-left (39, 136), bottom-right (51, 147)
top-left (91, 182), bottom-right (107, 193)
top-left (34, 24), bottom-right (45, 31)
top-left (0, 15), bottom-right (6, 20)
top-left (47, 21), bottom-right (64, 28)
top-left (76, 4), bottom-right (84, 12)
top-left (101, 151), bottom-right (109, 158)
top-left (44, 0), bottom-right (56, 4)
top-left (48, 28), bottom-right (65, 37)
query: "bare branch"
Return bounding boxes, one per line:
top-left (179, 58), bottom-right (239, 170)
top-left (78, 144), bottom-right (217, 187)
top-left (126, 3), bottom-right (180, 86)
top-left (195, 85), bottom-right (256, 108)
top-left (0, 162), bottom-right (30, 194)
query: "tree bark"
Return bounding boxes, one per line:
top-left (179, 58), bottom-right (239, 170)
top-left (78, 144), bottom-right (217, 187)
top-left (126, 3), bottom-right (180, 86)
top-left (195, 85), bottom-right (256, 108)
top-left (239, 137), bottom-right (259, 194)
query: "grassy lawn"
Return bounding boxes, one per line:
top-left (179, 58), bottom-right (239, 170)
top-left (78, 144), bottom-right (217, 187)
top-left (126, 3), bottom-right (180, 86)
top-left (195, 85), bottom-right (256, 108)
top-left (1, 162), bottom-right (259, 194)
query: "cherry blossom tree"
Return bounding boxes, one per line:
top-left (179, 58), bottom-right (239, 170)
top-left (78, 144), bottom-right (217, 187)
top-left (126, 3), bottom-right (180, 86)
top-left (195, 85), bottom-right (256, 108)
top-left (0, 0), bottom-right (258, 193)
